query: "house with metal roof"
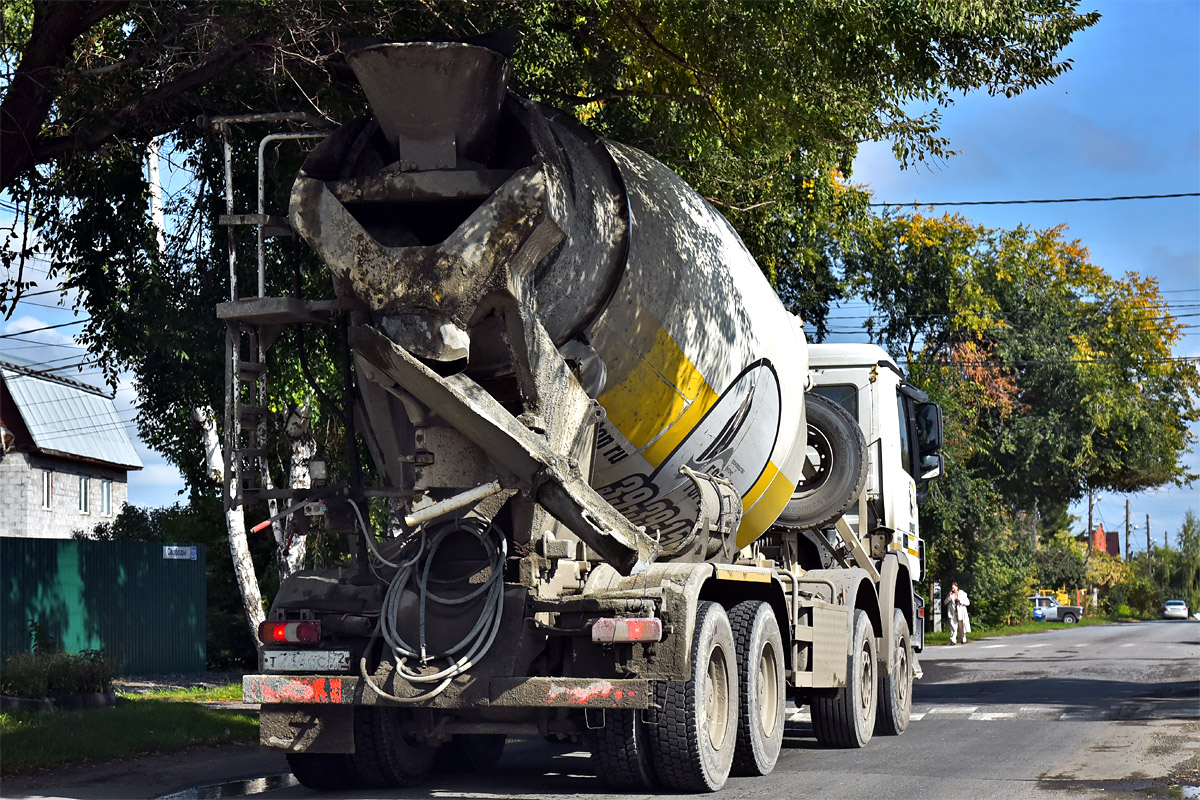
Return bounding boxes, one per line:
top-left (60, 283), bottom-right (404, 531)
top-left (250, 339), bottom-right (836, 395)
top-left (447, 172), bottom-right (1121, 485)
top-left (0, 355), bottom-right (142, 538)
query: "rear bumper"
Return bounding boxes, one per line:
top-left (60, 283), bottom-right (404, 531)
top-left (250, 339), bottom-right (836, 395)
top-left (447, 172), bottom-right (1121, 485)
top-left (243, 674), bottom-right (651, 709)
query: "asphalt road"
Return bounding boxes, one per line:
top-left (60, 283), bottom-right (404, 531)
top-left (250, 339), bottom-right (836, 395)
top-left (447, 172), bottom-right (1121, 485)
top-left (5, 619), bottom-right (1197, 800)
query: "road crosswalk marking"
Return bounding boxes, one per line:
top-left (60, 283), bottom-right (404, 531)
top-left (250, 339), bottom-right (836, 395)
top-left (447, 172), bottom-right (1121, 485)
top-left (785, 699), bottom-right (1193, 727)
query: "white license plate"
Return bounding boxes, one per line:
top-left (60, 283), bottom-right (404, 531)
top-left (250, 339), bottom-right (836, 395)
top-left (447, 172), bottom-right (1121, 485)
top-left (263, 649), bottom-right (351, 672)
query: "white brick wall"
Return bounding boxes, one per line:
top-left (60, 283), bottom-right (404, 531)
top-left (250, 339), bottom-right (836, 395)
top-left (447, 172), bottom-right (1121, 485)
top-left (0, 451), bottom-right (130, 538)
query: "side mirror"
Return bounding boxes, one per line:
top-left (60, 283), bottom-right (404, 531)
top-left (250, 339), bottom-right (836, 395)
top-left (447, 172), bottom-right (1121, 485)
top-left (920, 452), bottom-right (944, 482)
top-left (916, 402), bottom-right (943, 455)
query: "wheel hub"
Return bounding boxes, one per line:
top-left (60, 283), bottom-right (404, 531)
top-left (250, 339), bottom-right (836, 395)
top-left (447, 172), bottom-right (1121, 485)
top-left (704, 645), bottom-right (730, 750)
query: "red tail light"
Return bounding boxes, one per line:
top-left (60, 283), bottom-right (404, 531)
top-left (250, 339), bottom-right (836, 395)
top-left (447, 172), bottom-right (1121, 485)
top-left (592, 617), bottom-right (663, 644)
top-left (259, 620), bottom-right (321, 645)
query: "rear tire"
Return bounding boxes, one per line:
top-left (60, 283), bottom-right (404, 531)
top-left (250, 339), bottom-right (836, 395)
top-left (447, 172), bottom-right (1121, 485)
top-left (812, 609), bottom-right (877, 748)
top-left (648, 601), bottom-right (738, 792)
top-left (349, 706), bottom-right (436, 788)
top-left (729, 601), bottom-right (785, 776)
top-left (286, 752), bottom-right (358, 791)
top-left (875, 609), bottom-right (913, 735)
top-left (592, 709), bottom-right (656, 790)
top-left (777, 393), bottom-right (868, 530)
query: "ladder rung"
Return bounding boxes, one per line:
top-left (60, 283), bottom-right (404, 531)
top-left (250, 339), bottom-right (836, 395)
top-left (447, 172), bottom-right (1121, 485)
top-left (238, 406), bottom-right (270, 418)
top-left (237, 360), bottom-right (267, 374)
top-left (238, 448), bottom-right (268, 458)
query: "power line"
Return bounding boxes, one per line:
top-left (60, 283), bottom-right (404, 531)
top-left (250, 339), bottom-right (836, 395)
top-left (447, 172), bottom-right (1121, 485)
top-left (0, 318), bottom-right (89, 339)
top-left (901, 355), bottom-right (1200, 367)
top-left (870, 192), bottom-right (1200, 208)
top-left (0, 340), bottom-right (86, 352)
top-left (1, 287), bottom-right (70, 301)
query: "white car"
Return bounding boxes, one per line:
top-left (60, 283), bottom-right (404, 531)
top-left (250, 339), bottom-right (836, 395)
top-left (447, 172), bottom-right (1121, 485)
top-left (1161, 600), bottom-right (1190, 620)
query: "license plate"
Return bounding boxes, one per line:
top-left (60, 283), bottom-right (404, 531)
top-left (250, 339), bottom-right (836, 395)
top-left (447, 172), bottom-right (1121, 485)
top-left (263, 649), bottom-right (351, 672)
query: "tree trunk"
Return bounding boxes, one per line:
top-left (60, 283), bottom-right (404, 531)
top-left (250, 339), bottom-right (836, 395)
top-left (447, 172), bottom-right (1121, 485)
top-left (193, 406), bottom-right (264, 644)
top-left (283, 432), bottom-right (315, 576)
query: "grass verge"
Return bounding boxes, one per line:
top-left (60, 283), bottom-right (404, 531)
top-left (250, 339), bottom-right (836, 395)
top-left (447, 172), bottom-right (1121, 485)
top-left (924, 615), bottom-right (1113, 646)
top-left (1, 689), bottom-right (256, 777)
top-left (117, 683), bottom-right (245, 703)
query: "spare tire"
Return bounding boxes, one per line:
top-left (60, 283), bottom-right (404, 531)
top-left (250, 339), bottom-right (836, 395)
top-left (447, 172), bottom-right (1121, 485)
top-left (775, 392), bottom-right (867, 530)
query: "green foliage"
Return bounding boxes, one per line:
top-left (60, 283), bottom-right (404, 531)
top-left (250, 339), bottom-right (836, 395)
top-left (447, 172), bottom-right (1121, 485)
top-left (1034, 530), bottom-right (1086, 592)
top-left (967, 530), bottom-right (1034, 627)
top-left (1, 649), bottom-right (115, 698)
top-left (26, 619), bottom-right (59, 654)
top-left (1147, 510), bottom-right (1200, 613)
top-left (844, 213), bottom-right (1199, 604)
top-left (1, 653), bottom-right (47, 699)
top-left (1105, 569), bottom-right (1162, 619)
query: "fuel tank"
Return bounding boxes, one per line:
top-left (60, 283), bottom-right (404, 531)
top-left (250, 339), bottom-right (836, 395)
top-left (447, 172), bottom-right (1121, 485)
top-left (290, 41), bottom-right (809, 552)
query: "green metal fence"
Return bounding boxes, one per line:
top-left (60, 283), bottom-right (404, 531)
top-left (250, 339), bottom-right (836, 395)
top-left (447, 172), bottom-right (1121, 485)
top-left (1, 538), bottom-right (206, 674)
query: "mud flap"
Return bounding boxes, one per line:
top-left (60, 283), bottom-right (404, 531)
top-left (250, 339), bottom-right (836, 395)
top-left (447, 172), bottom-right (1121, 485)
top-left (261, 704), bottom-right (355, 753)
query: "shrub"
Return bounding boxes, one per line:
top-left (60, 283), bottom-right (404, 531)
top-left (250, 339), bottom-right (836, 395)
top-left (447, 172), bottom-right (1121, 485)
top-left (1, 652), bottom-right (48, 698)
top-left (27, 619), bottom-right (59, 654)
top-left (0, 650), bottom-right (116, 698)
top-left (44, 652), bottom-right (79, 696)
top-left (77, 650), bottom-right (115, 694)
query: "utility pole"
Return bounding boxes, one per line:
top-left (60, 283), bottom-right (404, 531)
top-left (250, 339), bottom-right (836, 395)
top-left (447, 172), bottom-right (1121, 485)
top-left (1124, 499), bottom-right (1130, 562)
top-left (1146, 513), bottom-right (1152, 577)
top-left (1033, 496), bottom-right (1040, 550)
top-left (1087, 488), bottom-right (1094, 557)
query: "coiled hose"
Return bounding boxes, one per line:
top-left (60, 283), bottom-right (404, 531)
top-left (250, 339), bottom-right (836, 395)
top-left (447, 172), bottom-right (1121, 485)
top-left (350, 503), bottom-right (507, 703)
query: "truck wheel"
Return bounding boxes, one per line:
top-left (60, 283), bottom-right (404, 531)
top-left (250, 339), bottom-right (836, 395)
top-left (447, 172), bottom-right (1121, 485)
top-left (729, 601), bottom-right (785, 776)
top-left (812, 609), bottom-right (877, 748)
top-left (349, 706), bottom-right (436, 788)
top-left (592, 710), bottom-right (656, 790)
top-left (875, 609), bottom-right (913, 736)
top-left (777, 393), bottom-right (868, 530)
top-left (1062, 612), bottom-right (1077, 624)
top-left (434, 734), bottom-right (506, 774)
top-left (648, 601), bottom-right (738, 792)
top-left (286, 752), bottom-right (358, 791)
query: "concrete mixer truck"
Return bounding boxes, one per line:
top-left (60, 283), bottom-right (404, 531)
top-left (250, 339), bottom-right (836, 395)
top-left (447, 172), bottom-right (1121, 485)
top-left (222, 39), bottom-right (945, 793)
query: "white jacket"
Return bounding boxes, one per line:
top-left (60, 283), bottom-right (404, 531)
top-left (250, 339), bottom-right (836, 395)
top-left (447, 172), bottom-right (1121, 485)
top-left (952, 590), bottom-right (971, 631)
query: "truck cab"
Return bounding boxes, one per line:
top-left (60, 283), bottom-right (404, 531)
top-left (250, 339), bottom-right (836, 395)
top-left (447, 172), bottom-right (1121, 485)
top-left (806, 343), bottom-right (944, 584)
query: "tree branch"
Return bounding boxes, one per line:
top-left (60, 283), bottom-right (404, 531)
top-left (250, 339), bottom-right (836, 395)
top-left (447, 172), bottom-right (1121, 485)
top-left (22, 35), bottom-right (271, 168)
top-left (0, 1), bottom-right (130, 189)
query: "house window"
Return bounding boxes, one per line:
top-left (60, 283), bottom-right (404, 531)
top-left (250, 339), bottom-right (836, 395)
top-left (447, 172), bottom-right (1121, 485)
top-left (41, 470), bottom-right (52, 509)
top-left (79, 476), bottom-right (90, 514)
top-left (100, 480), bottom-right (112, 516)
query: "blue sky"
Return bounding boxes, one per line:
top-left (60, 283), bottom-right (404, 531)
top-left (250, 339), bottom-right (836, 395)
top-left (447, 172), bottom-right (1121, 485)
top-left (848, 0), bottom-right (1200, 550)
top-left (3, 0), bottom-right (1196, 548)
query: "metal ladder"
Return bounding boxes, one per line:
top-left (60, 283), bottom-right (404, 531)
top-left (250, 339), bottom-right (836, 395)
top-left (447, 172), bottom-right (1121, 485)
top-left (208, 112), bottom-right (331, 511)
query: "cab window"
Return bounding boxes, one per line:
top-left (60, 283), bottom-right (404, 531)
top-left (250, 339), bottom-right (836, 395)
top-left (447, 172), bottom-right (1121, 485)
top-left (897, 395), bottom-right (913, 478)
top-left (812, 384), bottom-right (858, 422)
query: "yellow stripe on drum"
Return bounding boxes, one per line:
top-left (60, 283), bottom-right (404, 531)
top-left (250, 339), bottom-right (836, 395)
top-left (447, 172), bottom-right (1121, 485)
top-left (715, 567), bottom-right (773, 583)
top-left (735, 462), bottom-right (796, 549)
top-left (598, 326), bottom-right (719, 466)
